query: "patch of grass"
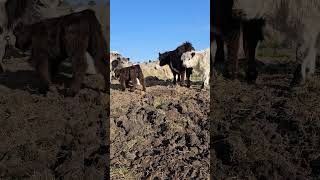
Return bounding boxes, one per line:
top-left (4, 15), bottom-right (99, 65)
top-left (190, 74), bottom-right (202, 81)
top-left (110, 167), bottom-right (136, 180)
top-left (154, 96), bottom-right (164, 108)
top-left (257, 48), bottom-right (290, 59)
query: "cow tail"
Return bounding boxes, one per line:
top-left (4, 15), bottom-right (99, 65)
top-left (86, 10), bottom-right (108, 69)
top-left (86, 9), bottom-right (109, 91)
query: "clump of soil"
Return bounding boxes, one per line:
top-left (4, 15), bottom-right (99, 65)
top-left (0, 58), bottom-right (109, 179)
top-left (110, 79), bottom-right (209, 179)
top-left (211, 56), bottom-right (320, 180)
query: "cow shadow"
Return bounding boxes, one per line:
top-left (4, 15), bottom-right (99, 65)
top-left (0, 61), bottom-right (96, 95)
top-left (0, 69), bottom-right (74, 95)
top-left (144, 76), bottom-right (173, 87)
top-left (0, 70), bottom-right (41, 92)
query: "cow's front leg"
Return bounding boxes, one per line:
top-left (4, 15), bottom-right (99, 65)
top-left (120, 79), bottom-right (127, 91)
top-left (173, 72), bottom-right (177, 85)
top-left (290, 34), bottom-right (315, 87)
top-left (243, 24), bottom-right (259, 83)
top-left (214, 35), bottom-right (225, 73)
top-left (186, 68), bottom-right (192, 88)
top-left (202, 72), bottom-right (210, 89)
top-left (180, 69), bottom-right (186, 86)
top-left (34, 55), bottom-right (51, 94)
top-left (0, 41), bottom-right (5, 73)
top-left (224, 30), bottom-right (240, 80)
top-left (66, 53), bottom-right (87, 97)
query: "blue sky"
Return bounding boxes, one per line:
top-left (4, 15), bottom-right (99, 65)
top-left (68, 0), bottom-right (106, 4)
top-left (110, 0), bottom-right (210, 62)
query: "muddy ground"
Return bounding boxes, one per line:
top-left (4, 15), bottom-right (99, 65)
top-left (1, 50), bottom-right (319, 179)
top-left (110, 78), bottom-right (210, 179)
top-left (0, 57), bottom-right (109, 179)
top-left (110, 48), bottom-right (320, 179)
top-left (211, 53), bottom-right (320, 179)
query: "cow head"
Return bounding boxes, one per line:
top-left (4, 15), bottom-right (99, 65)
top-left (111, 59), bottom-right (120, 71)
top-left (181, 51), bottom-right (196, 68)
top-left (159, 52), bottom-right (170, 66)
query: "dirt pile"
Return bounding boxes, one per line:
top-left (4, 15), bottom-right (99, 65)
top-left (110, 79), bottom-right (209, 179)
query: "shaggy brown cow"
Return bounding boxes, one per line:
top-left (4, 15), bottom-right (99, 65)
top-left (114, 65), bottom-right (146, 92)
top-left (13, 9), bottom-right (109, 96)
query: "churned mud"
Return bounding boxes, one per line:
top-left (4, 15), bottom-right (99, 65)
top-left (0, 57), bottom-right (109, 179)
top-left (211, 54), bottom-right (320, 179)
top-left (110, 78), bottom-right (210, 179)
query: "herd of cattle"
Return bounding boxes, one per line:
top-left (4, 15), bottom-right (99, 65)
top-left (1, 0), bottom-right (320, 95)
top-left (110, 42), bottom-right (211, 91)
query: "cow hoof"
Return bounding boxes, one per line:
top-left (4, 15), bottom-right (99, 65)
top-left (64, 88), bottom-right (77, 97)
top-left (214, 61), bottom-right (224, 74)
top-left (290, 64), bottom-right (303, 88)
top-left (289, 78), bottom-right (303, 88)
top-left (38, 89), bottom-right (48, 95)
top-left (246, 71), bottom-right (258, 84)
top-left (180, 82), bottom-right (187, 87)
top-left (169, 85), bottom-right (175, 88)
top-left (38, 84), bottom-right (50, 95)
top-left (222, 69), bottom-right (232, 79)
top-left (0, 65), bottom-right (4, 73)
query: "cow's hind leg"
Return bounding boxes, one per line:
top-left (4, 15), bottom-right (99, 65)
top-left (35, 56), bottom-right (51, 94)
top-left (214, 35), bottom-right (225, 73)
top-left (92, 54), bottom-right (109, 94)
top-left (130, 69), bottom-right (138, 92)
top-left (224, 30), bottom-right (240, 80)
top-left (291, 32), bottom-right (317, 87)
top-left (64, 28), bottom-right (89, 96)
top-left (140, 77), bottom-right (146, 91)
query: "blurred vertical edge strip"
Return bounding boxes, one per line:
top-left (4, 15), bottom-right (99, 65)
top-left (209, 0), bottom-right (214, 179)
top-left (105, 0), bottom-right (111, 179)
